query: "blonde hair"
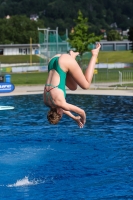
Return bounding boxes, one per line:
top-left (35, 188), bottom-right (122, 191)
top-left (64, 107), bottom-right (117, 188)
top-left (47, 108), bottom-right (61, 125)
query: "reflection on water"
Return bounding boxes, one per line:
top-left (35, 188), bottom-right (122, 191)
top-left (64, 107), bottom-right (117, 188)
top-left (0, 94), bottom-right (133, 200)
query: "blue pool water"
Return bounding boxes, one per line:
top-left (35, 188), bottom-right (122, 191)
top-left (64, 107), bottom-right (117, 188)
top-left (0, 94), bottom-right (133, 200)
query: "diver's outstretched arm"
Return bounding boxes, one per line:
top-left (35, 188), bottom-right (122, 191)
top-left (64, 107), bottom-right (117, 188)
top-left (63, 110), bottom-right (85, 128)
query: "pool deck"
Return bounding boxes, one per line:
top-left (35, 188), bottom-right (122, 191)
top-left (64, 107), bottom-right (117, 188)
top-left (0, 84), bottom-right (133, 97)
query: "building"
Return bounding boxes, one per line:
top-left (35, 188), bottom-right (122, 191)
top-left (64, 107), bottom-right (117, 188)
top-left (0, 44), bottom-right (39, 55)
top-left (30, 14), bottom-right (39, 21)
top-left (100, 40), bottom-right (132, 51)
top-left (123, 29), bottom-right (129, 36)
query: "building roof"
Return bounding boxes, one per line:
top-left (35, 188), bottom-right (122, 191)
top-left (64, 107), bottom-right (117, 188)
top-left (0, 44), bottom-right (39, 48)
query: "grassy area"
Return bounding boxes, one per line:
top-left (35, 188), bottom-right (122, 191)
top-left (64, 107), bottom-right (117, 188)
top-left (10, 72), bottom-right (48, 85)
top-left (6, 67), bottom-right (133, 85)
top-left (0, 51), bottom-right (132, 64)
top-left (0, 55), bottom-right (41, 63)
top-left (82, 50), bottom-right (133, 63)
top-left (98, 51), bottom-right (133, 63)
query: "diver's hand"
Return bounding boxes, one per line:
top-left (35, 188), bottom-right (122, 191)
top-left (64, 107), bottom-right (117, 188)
top-left (75, 116), bottom-right (84, 128)
top-left (80, 110), bottom-right (86, 126)
top-left (91, 43), bottom-right (101, 57)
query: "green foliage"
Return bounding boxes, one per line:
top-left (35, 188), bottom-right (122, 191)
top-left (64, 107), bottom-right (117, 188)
top-left (0, 0), bottom-right (132, 34)
top-left (68, 10), bottom-right (101, 55)
top-left (0, 15), bottom-right (44, 44)
top-left (107, 30), bottom-right (122, 41)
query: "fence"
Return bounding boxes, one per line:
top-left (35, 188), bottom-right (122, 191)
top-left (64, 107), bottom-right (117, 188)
top-left (92, 68), bottom-right (133, 88)
top-left (38, 28), bottom-right (69, 66)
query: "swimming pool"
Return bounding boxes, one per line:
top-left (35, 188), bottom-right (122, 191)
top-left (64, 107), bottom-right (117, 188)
top-left (0, 94), bottom-right (133, 200)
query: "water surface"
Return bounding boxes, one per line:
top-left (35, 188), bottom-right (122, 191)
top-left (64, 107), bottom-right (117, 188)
top-left (0, 94), bottom-right (133, 200)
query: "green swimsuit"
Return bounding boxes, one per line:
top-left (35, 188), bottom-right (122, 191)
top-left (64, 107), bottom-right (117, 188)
top-left (45, 56), bottom-right (67, 106)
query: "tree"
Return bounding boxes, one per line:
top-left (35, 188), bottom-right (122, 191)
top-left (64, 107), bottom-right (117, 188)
top-left (107, 30), bottom-right (122, 41)
top-left (0, 15), bottom-right (44, 44)
top-left (128, 27), bottom-right (133, 52)
top-left (68, 10), bottom-right (101, 56)
top-left (0, 0), bottom-right (133, 34)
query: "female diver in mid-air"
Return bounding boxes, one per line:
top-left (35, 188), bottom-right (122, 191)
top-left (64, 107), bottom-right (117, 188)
top-left (43, 43), bottom-right (101, 128)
